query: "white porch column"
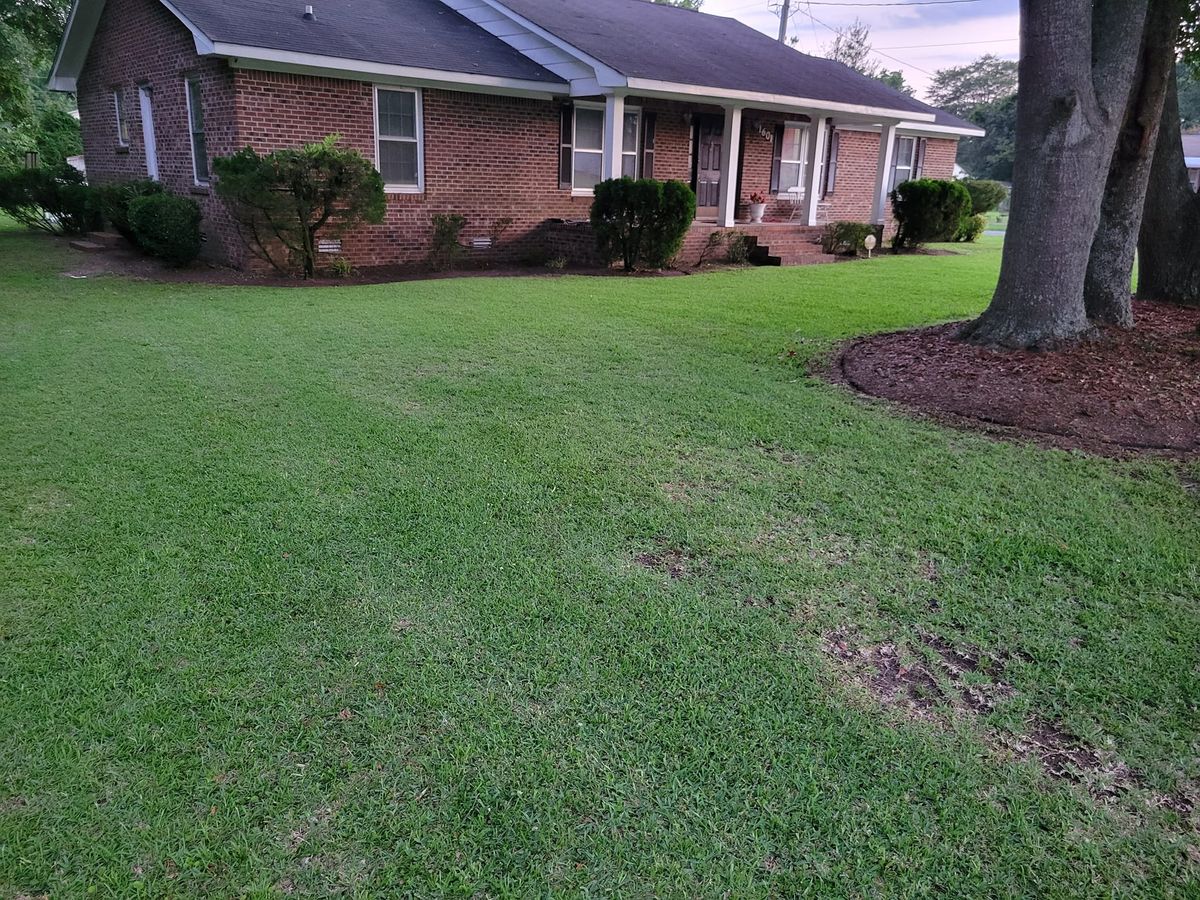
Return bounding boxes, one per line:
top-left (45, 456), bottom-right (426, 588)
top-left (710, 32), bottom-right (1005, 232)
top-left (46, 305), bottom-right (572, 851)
top-left (872, 122), bottom-right (899, 225)
top-left (717, 106), bottom-right (743, 227)
top-left (601, 94), bottom-right (625, 181)
top-left (803, 116), bottom-right (829, 226)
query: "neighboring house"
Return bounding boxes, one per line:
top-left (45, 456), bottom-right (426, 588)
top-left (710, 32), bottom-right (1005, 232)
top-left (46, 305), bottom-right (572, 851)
top-left (49, 0), bottom-right (982, 269)
top-left (1184, 133), bottom-right (1200, 192)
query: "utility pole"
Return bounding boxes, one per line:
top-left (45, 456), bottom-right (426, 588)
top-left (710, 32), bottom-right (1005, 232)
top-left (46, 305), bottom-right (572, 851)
top-left (776, 0), bottom-right (790, 42)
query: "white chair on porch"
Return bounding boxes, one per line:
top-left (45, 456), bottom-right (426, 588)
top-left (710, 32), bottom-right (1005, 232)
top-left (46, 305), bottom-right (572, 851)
top-left (786, 185), bottom-right (805, 222)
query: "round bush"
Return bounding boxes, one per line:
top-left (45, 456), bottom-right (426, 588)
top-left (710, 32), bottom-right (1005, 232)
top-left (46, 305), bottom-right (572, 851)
top-left (128, 193), bottom-right (202, 266)
top-left (961, 178), bottom-right (1008, 216)
top-left (891, 178), bottom-right (972, 249)
top-left (953, 213), bottom-right (987, 243)
top-left (96, 179), bottom-right (164, 242)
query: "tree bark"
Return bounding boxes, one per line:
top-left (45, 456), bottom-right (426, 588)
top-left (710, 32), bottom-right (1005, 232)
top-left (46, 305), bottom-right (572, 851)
top-left (1083, 0), bottom-right (1181, 326)
top-left (1137, 69), bottom-right (1200, 306)
top-left (961, 0), bottom-right (1151, 348)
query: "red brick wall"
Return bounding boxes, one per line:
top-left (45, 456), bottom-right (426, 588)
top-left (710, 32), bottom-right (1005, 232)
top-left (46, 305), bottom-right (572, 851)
top-left (76, 0), bottom-right (238, 259)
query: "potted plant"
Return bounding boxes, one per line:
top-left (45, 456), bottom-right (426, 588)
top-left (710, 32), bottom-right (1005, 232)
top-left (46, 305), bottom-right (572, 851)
top-left (748, 191), bottom-right (766, 224)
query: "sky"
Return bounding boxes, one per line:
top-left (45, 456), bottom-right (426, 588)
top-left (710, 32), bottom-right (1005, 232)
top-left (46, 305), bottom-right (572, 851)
top-left (702, 0), bottom-right (1019, 99)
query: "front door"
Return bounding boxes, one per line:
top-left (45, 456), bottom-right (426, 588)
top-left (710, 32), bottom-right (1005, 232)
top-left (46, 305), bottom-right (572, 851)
top-left (694, 116), bottom-right (723, 217)
top-left (138, 84), bottom-right (159, 181)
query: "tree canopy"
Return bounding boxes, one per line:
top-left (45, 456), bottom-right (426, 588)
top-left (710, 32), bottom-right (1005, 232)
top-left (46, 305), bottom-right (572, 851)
top-left (926, 54), bottom-right (1018, 119)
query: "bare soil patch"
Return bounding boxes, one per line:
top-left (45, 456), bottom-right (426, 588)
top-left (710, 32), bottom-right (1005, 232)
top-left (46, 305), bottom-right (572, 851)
top-left (633, 544), bottom-right (694, 579)
top-left (832, 301), bottom-right (1200, 457)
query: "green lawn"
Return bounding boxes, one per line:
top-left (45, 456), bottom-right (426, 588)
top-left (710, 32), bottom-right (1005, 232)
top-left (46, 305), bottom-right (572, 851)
top-left (1, 227), bottom-right (1197, 898)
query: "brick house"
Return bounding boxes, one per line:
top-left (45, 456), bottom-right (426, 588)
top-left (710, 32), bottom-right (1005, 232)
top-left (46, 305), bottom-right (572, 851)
top-left (49, 0), bottom-right (982, 270)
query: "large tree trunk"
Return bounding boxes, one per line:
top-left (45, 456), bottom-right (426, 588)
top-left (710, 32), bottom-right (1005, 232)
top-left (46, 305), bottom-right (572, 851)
top-left (1137, 69), bottom-right (1200, 306)
top-left (961, 0), bottom-right (1151, 348)
top-left (1083, 0), bottom-right (1181, 326)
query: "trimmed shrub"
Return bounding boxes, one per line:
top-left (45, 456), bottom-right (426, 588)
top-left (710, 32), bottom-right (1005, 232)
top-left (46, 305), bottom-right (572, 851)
top-left (428, 213), bottom-right (467, 270)
top-left (0, 167), bottom-right (99, 235)
top-left (821, 221), bottom-right (877, 256)
top-left (953, 213), bottom-right (987, 243)
top-left (95, 179), bottom-right (164, 242)
top-left (590, 177), bottom-right (696, 271)
top-left (891, 178), bottom-right (971, 249)
top-left (128, 193), bottom-right (202, 266)
top-left (725, 231), bottom-right (751, 265)
top-left (961, 178), bottom-right (1008, 216)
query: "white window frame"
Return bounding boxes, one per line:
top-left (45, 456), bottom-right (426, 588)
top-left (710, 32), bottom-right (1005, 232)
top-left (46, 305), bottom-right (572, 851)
top-left (184, 75), bottom-right (208, 186)
top-left (570, 101), bottom-right (641, 196)
top-left (775, 121), bottom-right (809, 199)
top-left (890, 135), bottom-right (918, 190)
top-left (373, 85), bottom-right (424, 194)
top-left (112, 89), bottom-right (129, 147)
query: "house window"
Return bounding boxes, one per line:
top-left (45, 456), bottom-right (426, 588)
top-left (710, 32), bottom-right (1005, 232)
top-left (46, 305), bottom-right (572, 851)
top-left (568, 104), bottom-right (642, 193)
top-left (775, 123), bottom-right (808, 196)
top-left (185, 76), bottom-right (208, 184)
top-left (890, 136), bottom-right (917, 190)
top-left (375, 87), bottom-right (423, 191)
top-left (112, 89), bottom-right (129, 146)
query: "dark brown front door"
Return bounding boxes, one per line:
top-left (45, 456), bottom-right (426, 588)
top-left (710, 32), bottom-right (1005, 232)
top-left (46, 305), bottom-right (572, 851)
top-left (695, 116), bottom-right (723, 215)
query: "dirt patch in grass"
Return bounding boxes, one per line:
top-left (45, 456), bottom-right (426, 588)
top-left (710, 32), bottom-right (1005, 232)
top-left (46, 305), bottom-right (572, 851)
top-left (831, 301), bottom-right (1200, 458)
top-left (633, 545), bottom-right (694, 579)
top-left (826, 628), bottom-right (1196, 818)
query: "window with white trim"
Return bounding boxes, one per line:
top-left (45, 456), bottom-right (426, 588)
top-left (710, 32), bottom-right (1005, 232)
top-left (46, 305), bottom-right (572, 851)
top-left (890, 135), bottom-right (917, 190)
top-left (185, 76), bottom-right (208, 184)
top-left (113, 89), bottom-right (129, 146)
top-left (569, 104), bottom-right (642, 192)
top-left (375, 87), bottom-right (422, 191)
top-left (775, 123), bottom-right (809, 196)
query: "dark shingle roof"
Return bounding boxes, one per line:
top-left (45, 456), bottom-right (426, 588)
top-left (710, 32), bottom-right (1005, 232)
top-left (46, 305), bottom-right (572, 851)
top-left (169, 0), bottom-right (566, 84)
top-left (497, 0), bottom-right (940, 116)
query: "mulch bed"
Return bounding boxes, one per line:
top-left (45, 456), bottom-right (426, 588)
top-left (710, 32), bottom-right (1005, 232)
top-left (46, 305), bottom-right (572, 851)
top-left (833, 301), bottom-right (1200, 458)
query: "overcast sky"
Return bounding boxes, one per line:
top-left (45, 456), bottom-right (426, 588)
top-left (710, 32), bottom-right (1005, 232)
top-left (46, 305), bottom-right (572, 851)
top-left (701, 0), bottom-right (1019, 99)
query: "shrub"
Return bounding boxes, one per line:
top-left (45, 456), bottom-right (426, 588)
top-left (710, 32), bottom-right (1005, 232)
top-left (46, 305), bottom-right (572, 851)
top-left (127, 193), bottom-right (202, 266)
top-left (821, 221), bottom-right (877, 256)
top-left (428, 213), bottom-right (467, 270)
top-left (953, 213), bottom-right (987, 243)
top-left (544, 255), bottom-right (567, 270)
top-left (95, 179), bottom-right (164, 242)
top-left (725, 231), bottom-right (751, 265)
top-left (891, 178), bottom-right (971, 249)
top-left (695, 231), bottom-right (726, 267)
top-left (213, 135), bottom-right (385, 279)
top-left (0, 166), bottom-right (99, 235)
top-left (961, 178), bottom-right (1008, 216)
top-left (590, 177), bottom-right (696, 271)
top-left (328, 256), bottom-right (354, 278)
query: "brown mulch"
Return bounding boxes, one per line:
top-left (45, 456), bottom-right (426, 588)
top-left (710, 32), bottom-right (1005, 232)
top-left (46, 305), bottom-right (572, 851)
top-left (832, 301), bottom-right (1200, 458)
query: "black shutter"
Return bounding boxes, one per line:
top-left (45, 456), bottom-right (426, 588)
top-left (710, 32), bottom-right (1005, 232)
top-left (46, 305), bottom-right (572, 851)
top-left (769, 123), bottom-right (784, 194)
top-left (640, 111), bottom-right (656, 179)
top-left (915, 137), bottom-right (927, 179)
top-left (823, 128), bottom-right (839, 197)
top-left (559, 104), bottom-right (573, 189)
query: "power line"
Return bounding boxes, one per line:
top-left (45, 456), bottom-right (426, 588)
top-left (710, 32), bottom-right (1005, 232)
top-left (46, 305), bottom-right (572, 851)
top-left (794, 0), bottom-right (985, 5)
top-left (876, 38), bottom-right (1018, 50)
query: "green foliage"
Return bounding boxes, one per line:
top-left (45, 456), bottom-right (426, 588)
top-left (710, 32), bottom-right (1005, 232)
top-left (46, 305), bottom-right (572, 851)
top-left (821, 221), bottom-right (877, 255)
top-left (823, 18), bottom-right (879, 76)
top-left (725, 230), bottom-right (750, 264)
top-left (891, 178), bottom-right (971, 249)
top-left (927, 54), bottom-right (1019, 119)
top-left (127, 193), bottom-right (202, 266)
top-left (956, 94), bottom-right (1017, 182)
top-left (877, 70), bottom-right (913, 96)
top-left (590, 177), bottom-right (696, 271)
top-left (651, 0), bottom-right (702, 7)
top-left (94, 178), bottom-right (164, 241)
top-left (961, 178), bottom-right (1008, 215)
top-left (327, 256), bottom-right (354, 278)
top-left (1178, 64), bottom-right (1200, 129)
top-left (212, 135), bottom-right (385, 279)
top-left (695, 230), bottom-right (725, 267)
top-left (953, 212), bottom-right (987, 243)
top-left (0, 165), bottom-right (97, 234)
top-left (428, 213), bottom-right (467, 270)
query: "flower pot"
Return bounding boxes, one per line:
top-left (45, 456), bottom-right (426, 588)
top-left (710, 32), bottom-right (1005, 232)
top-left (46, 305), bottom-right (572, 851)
top-left (748, 202), bottom-right (766, 224)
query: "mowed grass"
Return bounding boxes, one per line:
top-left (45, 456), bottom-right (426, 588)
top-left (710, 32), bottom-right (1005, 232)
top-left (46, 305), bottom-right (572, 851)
top-left (1, 227), bottom-right (1197, 898)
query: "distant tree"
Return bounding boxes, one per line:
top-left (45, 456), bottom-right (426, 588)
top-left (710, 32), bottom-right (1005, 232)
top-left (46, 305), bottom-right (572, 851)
top-left (823, 18), bottom-right (880, 77)
top-left (877, 69), bottom-right (913, 96)
top-left (1178, 62), bottom-right (1200, 127)
top-left (0, 0), bottom-right (71, 56)
top-left (926, 54), bottom-right (1018, 119)
top-left (651, 0), bottom-right (702, 8)
top-left (955, 94), bottom-right (1017, 181)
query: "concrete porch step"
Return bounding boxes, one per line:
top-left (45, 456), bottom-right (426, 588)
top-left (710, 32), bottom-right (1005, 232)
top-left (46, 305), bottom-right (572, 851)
top-left (85, 231), bottom-right (128, 249)
top-left (69, 239), bottom-right (105, 253)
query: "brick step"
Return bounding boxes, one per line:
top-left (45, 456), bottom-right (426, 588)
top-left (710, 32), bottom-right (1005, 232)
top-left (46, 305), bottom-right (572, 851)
top-left (69, 239), bottom-right (105, 253)
top-left (85, 230), bottom-right (127, 249)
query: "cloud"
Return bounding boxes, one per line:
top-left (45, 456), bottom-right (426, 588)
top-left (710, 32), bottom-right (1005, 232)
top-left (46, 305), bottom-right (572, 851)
top-left (704, 0), bottom-right (1019, 97)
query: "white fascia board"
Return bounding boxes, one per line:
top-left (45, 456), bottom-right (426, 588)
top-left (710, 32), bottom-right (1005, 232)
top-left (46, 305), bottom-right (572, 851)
top-left (623, 77), bottom-right (937, 123)
top-left (159, 0), bottom-right (216, 54)
top-left (835, 121), bottom-right (983, 140)
top-left (211, 44), bottom-right (567, 98)
top-left (472, 0), bottom-right (626, 87)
